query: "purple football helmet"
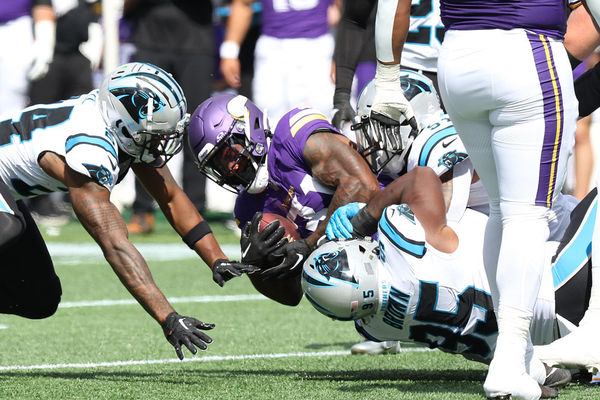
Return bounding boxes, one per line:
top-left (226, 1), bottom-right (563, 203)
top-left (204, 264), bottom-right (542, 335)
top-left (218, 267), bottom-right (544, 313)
top-left (188, 94), bottom-right (271, 193)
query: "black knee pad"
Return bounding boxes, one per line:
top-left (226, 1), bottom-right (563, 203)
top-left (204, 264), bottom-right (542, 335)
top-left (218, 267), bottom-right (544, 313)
top-left (0, 212), bottom-right (26, 250)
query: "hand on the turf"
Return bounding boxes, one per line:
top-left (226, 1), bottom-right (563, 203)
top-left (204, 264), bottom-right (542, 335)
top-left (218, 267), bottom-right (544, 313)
top-left (240, 212), bottom-right (288, 267)
top-left (326, 202), bottom-right (362, 240)
top-left (162, 312), bottom-right (214, 360)
top-left (261, 239), bottom-right (313, 279)
top-left (212, 259), bottom-right (260, 287)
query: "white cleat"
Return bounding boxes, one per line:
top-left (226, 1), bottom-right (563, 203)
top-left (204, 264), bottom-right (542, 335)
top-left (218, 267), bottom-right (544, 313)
top-left (350, 340), bottom-right (401, 355)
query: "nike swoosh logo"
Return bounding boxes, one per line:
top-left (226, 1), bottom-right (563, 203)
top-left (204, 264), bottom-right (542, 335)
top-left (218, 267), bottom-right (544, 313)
top-left (442, 138), bottom-right (457, 148)
top-left (32, 114), bottom-right (47, 120)
top-left (241, 244), bottom-right (251, 259)
top-left (177, 318), bottom-right (189, 330)
top-left (291, 254), bottom-right (304, 270)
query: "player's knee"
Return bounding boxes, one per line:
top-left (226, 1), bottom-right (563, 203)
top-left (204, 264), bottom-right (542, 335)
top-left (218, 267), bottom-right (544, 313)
top-left (0, 212), bottom-right (26, 250)
top-left (20, 275), bottom-right (62, 319)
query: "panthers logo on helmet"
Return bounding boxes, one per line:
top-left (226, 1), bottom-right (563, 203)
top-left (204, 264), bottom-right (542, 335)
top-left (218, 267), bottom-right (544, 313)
top-left (315, 249), bottom-right (354, 282)
top-left (110, 87), bottom-right (165, 124)
top-left (83, 164), bottom-right (114, 186)
top-left (439, 150), bottom-right (468, 169)
top-left (401, 76), bottom-right (434, 101)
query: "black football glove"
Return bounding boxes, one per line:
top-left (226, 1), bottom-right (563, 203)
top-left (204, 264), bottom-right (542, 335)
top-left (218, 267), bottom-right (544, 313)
top-left (261, 239), bottom-right (313, 279)
top-left (332, 98), bottom-right (356, 130)
top-left (240, 211), bottom-right (288, 267)
top-left (161, 312), bottom-right (214, 360)
top-left (212, 259), bottom-right (260, 287)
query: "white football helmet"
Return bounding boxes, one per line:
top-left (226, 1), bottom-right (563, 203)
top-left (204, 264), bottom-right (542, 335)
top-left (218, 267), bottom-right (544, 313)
top-left (353, 70), bottom-right (443, 176)
top-left (301, 239), bottom-right (388, 321)
top-left (98, 62), bottom-right (189, 167)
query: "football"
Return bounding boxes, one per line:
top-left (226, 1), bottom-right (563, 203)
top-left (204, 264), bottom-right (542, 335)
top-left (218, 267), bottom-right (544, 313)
top-left (259, 213), bottom-right (301, 241)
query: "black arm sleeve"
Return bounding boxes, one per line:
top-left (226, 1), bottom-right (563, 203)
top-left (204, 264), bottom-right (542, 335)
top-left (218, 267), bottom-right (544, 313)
top-left (575, 61), bottom-right (600, 118)
top-left (32, 0), bottom-right (53, 7)
top-left (333, 0), bottom-right (376, 105)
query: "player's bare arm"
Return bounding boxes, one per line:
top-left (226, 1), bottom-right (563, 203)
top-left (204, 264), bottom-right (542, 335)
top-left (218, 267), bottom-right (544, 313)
top-left (39, 151), bottom-right (175, 324)
top-left (365, 167), bottom-right (458, 252)
top-left (131, 162), bottom-right (228, 269)
top-left (304, 131), bottom-right (380, 246)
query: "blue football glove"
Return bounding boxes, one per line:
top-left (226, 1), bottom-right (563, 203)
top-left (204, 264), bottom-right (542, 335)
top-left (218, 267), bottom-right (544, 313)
top-left (326, 202), bottom-right (363, 239)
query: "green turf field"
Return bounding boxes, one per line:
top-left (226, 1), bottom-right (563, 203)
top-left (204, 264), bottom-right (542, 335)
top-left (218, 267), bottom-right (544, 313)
top-left (0, 213), bottom-right (597, 399)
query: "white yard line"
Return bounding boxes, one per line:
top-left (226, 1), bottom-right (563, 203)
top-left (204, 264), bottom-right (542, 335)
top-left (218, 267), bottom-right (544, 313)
top-left (47, 243), bottom-right (240, 261)
top-left (0, 348), bottom-right (432, 372)
top-left (59, 294), bottom-right (267, 308)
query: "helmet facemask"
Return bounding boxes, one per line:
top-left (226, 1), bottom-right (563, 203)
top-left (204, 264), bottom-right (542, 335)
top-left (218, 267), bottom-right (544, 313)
top-left (197, 118), bottom-right (267, 194)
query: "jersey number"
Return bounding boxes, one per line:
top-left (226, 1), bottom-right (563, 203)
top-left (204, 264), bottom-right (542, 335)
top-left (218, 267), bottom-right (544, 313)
top-left (406, 0), bottom-right (445, 46)
top-left (273, 0), bottom-right (318, 12)
top-left (409, 281), bottom-right (497, 358)
top-left (0, 106), bottom-right (73, 146)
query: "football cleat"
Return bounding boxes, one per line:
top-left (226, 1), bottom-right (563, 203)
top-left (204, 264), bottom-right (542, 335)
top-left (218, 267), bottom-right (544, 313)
top-left (350, 340), bottom-right (401, 355)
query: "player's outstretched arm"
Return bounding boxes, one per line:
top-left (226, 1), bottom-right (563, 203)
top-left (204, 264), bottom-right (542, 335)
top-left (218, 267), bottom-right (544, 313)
top-left (43, 156), bottom-right (214, 359)
top-left (131, 163), bottom-right (259, 286)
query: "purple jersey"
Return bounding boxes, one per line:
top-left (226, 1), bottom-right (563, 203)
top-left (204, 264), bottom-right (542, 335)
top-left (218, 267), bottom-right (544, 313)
top-left (260, 0), bottom-right (330, 39)
top-left (440, 0), bottom-right (572, 40)
top-left (0, 0), bottom-right (31, 23)
top-left (234, 108), bottom-right (340, 237)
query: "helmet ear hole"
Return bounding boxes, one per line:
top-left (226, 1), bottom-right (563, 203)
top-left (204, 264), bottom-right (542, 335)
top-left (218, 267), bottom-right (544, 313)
top-left (121, 126), bottom-right (131, 138)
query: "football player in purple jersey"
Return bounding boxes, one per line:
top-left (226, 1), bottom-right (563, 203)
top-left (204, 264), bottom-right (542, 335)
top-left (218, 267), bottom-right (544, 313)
top-left (188, 93), bottom-right (380, 306)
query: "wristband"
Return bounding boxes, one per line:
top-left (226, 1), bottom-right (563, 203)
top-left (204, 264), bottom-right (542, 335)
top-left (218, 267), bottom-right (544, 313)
top-left (182, 221), bottom-right (212, 248)
top-left (219, 41), bottom-right (240, 59)
top-left (351, 206), bottom-right (379, 238)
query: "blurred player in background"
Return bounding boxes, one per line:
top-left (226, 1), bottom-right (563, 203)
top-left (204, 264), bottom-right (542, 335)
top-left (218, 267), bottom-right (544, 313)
top-left (220, 0), bottom-right (336, 124)
top-left (0, 0), bottom-right (56, 115)
top-left (187, 93), bottom-right (380, 305)
top-left (0, 62), bottom-right (257, 360)
top-left (332, 0), bottom-right (444, 131)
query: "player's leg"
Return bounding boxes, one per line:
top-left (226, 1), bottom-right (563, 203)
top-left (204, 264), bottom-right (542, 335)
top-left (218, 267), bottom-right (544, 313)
top-left (252, 35), bottom-right (287, 125)
top-left (0, 188), bottom-right (61, 319)
top-left (535, 188), bottom-right (600, 372)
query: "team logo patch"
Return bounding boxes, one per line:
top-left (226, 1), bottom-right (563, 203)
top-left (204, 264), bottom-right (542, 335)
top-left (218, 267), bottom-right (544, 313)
top-left (438, 150), bottom-right (468, 169)
top-left (314, 249), bottom-right (353, 282)
top-left (83, 164), bottom-right (114, 186)
top-left (396, 204), bottom-right (415, 224)
top-left (110, 87), bottom-right (165, 124)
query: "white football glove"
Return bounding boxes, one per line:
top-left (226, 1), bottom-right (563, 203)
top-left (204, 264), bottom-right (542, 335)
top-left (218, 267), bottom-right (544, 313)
top-left (371, 62), bottom-right (417, 131)
top-left (28, 19), bottom-right (55, 81)
top-left (79, 22), bottom-right (104, 70)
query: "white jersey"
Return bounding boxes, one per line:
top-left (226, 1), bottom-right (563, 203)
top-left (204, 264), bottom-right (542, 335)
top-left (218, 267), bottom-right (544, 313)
top-left (355, 206), bottom-right (557, 363)
top-left (401, 0), bottom-right (443, 73)
top-left (0, 91), bottom-right (122, 200)
top-left (404, 113), bottom-right (489, 221)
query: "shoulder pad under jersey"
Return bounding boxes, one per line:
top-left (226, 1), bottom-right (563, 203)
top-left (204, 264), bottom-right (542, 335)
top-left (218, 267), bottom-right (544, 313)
top-left (378, 204), bottom-right (426, 259)
top-left (64, 128), bottom-right (120, 191)
top-left (406, 115), bottom-right (469, 176)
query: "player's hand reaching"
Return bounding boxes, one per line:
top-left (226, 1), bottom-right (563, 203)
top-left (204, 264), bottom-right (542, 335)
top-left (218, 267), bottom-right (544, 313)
top-left (326, 202), bottom-right (363, 239)
top-left (326, 202), bottom-right (379, 240)
top-left (332, 98), bottom-right (356, 130)
top-left (371, 63), bottom-right (418, 132)
top-left (240, 212), bottom-right (288, 267)
top-left (261, 239), bottom-right (313, 279)
top-left (212, 259), bottom-right (260, 287)
top-left (161, 312), bottom-right (214, 360)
